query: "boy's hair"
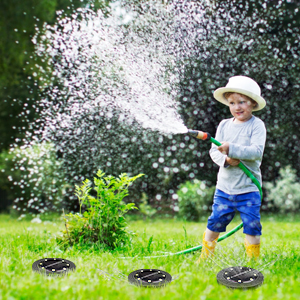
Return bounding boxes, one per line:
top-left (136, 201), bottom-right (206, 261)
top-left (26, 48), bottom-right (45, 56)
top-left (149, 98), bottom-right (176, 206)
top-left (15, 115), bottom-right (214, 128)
top-left (224, 92), bottom-right (258, 108)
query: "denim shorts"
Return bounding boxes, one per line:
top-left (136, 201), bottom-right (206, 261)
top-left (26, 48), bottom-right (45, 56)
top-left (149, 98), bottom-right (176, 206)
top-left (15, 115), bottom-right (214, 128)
top-left (207, 189), bottom-right (262, 236)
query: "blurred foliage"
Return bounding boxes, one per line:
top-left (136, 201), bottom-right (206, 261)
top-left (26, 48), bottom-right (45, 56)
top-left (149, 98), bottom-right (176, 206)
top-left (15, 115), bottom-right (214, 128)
top-left (176, 0), bottom-right (300, 186)
top-left (177, 179), bottom-right (215, 221)
top-left (138, 193), bottom-right (157, 219)
top-left (0, 0), bottom-right (112, 210)
top-left (0, 0), bottom-right (110, 151)
top-left (0, 149), bottom-right (21, 212)
top-left (0, 142), bottom-right (69, 215)
top-left (264, 165), bottom-right (300, 214)
top-left (2, 0), bottom-right (300, 214)
top-left (57, 170), bottom-right (142, 250)
top-left (82, 0), bottom-right (300, 205)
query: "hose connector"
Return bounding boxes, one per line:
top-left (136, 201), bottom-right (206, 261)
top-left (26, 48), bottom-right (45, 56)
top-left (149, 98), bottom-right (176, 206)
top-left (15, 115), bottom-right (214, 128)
top-left (188, 129), bottom-right (211, 140)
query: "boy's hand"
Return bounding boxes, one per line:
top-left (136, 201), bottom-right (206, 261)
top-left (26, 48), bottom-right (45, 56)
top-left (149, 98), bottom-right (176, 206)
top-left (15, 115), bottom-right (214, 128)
top-left (217, 142), bottom-right (230, 155)
top-left (225, 157), bottom-right (240, 166)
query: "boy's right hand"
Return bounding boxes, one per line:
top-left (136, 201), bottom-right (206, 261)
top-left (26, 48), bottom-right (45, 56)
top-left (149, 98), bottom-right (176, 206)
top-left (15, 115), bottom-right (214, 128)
top-left (225, 157), bottom-right (240, 166)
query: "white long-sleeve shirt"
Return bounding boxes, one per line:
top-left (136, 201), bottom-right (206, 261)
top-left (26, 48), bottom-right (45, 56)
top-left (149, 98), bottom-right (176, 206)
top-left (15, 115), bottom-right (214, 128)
top-left (209, 115), bottom-right (266, 195)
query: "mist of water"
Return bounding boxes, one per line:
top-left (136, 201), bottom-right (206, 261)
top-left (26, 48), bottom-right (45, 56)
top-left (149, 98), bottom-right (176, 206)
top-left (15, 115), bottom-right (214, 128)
top-left (33, 3), bottom-right (188, 138)
top-left (13, 1), bottom-right (205, 214)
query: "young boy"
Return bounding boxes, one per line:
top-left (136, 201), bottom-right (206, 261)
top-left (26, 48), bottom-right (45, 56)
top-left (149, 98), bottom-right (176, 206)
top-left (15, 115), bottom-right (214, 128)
top-left (199, 75), bottom-right (267, 261)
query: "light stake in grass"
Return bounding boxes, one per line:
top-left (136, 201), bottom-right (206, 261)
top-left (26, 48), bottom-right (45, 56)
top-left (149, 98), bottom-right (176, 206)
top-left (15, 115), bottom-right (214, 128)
top-left (32, 258), bottom-right (76, 276)
top-left (128, 269), bottom-right (172, 288)
top-left (216, 266), bottom-right (264, 289)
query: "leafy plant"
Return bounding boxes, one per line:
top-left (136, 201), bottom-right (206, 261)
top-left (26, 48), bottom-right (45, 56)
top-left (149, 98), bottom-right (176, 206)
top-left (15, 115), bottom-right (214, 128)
top-left (57, 170), bottom-right (143, 250)
top-left (264, 165), bottom-right (300, 213)
top-left (177, 179), bottom-right (215, 221)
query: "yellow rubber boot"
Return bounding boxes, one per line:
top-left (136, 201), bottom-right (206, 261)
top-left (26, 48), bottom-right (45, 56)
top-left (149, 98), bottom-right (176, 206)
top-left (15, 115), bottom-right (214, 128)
top-left (244, 238), bottom-right (260, 259)
top-left (196, 232), bottom-right (218, 263)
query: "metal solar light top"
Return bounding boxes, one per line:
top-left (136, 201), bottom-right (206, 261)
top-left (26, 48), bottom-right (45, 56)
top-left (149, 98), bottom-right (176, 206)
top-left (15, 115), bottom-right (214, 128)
top-left (128, 269), bottom-right (172, 288)
top-left (32, 258), bottom-right (76, 276)
top-left (217, 266), bottom-right (264, 289)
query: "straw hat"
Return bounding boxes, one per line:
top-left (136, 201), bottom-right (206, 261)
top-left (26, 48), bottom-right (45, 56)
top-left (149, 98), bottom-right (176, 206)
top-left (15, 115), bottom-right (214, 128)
top-left (213, 76), bottom-right (266, 111)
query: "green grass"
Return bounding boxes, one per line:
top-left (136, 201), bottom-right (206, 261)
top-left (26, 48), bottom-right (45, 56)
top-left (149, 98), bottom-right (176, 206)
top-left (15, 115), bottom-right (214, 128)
top-left (0, 213), bottom-right (299, 300)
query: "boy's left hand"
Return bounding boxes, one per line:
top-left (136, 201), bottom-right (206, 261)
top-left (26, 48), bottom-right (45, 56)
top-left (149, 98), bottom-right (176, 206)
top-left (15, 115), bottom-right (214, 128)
top-left (217, 142), bottom-right (230, 155)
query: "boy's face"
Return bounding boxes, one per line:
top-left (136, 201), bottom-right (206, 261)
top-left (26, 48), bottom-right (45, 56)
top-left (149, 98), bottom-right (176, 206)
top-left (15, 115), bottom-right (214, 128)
top-left (227, 93), bottom-right (256, 123)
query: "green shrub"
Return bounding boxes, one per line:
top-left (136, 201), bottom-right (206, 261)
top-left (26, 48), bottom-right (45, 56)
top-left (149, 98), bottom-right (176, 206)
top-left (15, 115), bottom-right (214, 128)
top-left (177, 179), bottom-right (215, 221)
top-left (57, 170), bottom-right (143, 250)
top-left (264, 165), bottom-right (300, 213)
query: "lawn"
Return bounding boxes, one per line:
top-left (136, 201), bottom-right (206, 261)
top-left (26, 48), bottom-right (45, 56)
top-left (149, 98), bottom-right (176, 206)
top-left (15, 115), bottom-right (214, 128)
top-left (0, 213), bottom-right (299, 300)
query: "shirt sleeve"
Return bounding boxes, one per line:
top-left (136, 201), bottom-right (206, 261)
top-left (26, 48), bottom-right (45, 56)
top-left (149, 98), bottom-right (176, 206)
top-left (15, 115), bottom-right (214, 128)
top-left (209, 121), bottom-right (228, 167)
top-left (228, 120), bottom-right (266, 161)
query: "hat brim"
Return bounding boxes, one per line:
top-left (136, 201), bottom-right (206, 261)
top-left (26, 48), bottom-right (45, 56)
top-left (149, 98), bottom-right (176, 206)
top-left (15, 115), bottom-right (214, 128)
top-left (213, 87), bottom-right (266, 111)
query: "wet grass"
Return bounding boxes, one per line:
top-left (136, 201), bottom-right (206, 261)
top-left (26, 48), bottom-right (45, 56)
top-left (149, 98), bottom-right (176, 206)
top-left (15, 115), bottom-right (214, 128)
top-left (0, 213), bottom-right (299, 300)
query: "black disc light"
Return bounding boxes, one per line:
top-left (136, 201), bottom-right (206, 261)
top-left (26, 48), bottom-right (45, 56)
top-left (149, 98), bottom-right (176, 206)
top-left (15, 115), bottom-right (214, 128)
top-left (217, 266), bottom-right (264, 289)
top-left (128, 269), bottom-right (172, 288)
top-left (32, 258), bottom-right (76, 276)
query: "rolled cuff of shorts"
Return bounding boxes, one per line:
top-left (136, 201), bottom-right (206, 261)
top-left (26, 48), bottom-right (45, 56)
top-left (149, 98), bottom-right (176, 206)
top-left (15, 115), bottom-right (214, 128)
top-left (207, 222), bottom-right (227, 233)
top-left (242, 224), bottom-right (262, 236)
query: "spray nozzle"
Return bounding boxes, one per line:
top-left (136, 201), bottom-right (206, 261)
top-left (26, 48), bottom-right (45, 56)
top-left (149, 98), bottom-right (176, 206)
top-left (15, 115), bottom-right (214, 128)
top-left (187, 129), bottom-right (211, 140)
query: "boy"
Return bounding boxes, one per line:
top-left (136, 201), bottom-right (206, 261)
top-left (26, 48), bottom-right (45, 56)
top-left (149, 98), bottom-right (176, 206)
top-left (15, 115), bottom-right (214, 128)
top-left (199, 75), bottom-right (267, 261)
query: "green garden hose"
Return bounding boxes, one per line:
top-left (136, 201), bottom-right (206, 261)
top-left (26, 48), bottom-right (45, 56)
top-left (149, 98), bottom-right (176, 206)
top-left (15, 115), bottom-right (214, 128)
top-left (122, 130), bottom-right (262, 258)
